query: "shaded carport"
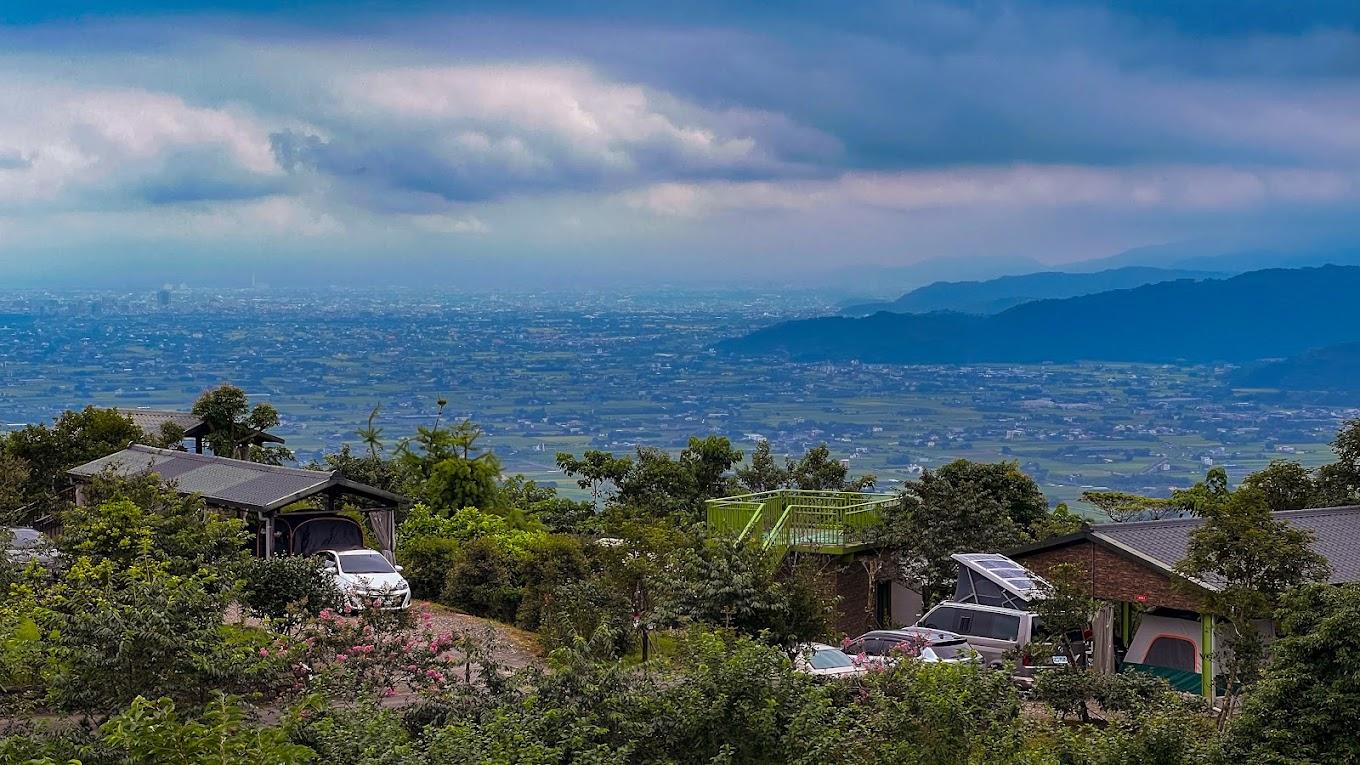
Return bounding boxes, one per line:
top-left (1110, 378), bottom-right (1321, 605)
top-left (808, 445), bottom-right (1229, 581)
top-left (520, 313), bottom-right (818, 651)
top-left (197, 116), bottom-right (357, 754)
top-left (68, 444), bottom-right (408, 561)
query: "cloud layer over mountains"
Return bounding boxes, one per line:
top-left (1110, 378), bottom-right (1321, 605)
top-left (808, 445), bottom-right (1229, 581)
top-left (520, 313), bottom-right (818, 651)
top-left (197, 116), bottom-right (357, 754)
top-left (1, 1), bottom-right (1357, 286)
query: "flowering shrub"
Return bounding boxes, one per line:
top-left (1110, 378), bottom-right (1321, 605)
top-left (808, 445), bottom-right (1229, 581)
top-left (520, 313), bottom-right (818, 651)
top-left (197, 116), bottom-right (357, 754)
top-left (281, 603), bottom-right (496, 702)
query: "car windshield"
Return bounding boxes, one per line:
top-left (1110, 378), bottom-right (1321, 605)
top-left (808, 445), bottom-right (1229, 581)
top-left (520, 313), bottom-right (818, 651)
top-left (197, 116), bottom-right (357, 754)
top-left (922, 640), bottom-right (970, 660)
top-left (337, 552), bottom-right (395, 574)
top-left (810, 648), bottom-right (855, 670)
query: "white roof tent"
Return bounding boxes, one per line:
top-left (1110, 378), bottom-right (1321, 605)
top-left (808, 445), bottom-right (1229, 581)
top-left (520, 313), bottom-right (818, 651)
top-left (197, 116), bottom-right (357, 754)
top-left (951, 552), bottom-right (1048, 610)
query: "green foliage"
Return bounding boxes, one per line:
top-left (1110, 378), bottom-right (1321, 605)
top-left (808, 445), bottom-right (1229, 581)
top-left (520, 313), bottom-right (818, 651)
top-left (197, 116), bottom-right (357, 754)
top-left (43, 563), bottom-right (252, 714)
top-left (1032, 563), bottom-right (1098, 667)
top-left (499, 475), bottom-right (597, 534)
top-left (238, 555), bottom-right (340, 632)
top-left (58, 476), bottom-right (248, 580)
top-left (192, 383), bottom-right (292, 463)
top-left (2, 406), bottom-right (143, 511)
top-left (935, 458), bottom-right (1047, 530)
top-left (424, 455), bottom-right (501, 513)
top-left (1224, 583), bottom-right (1360, 763)
top-left (101, 695), bottom-right (314, 764)
top-left (440, 537), bottom-right (525, 622)
top-left (1242, 459), bottom-right (1317, 512)
top-left (1031, 501), bottom-right (1085, 540)
top-left (657, 542), bottom-right (834, 648)
top-left (398, 536), bottom-right (462, 600)
top-left (878, 466), bottom-right (1029, 607)
top-left (1175, 485), bottom-right (1330, 724)
top-left (734, 440), bottom-right (787, 492)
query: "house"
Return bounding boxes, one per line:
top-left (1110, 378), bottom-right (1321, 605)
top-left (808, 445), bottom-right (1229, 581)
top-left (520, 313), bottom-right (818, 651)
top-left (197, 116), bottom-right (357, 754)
top-left (1008, 505), bottom-right (1360, 696)
top-left (67, 444), bottom-right (408, 561)
top-left (116, 407), bottom-right (286, 455)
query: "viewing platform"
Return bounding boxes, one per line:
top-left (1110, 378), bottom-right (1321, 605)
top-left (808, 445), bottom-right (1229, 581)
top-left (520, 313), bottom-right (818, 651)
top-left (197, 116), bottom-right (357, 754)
top-left (706, 489), bottom-right (902, 559)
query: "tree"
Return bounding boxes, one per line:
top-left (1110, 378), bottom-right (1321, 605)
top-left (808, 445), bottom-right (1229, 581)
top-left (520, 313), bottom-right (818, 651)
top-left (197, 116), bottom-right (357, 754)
top-left (1030, 563), bottom-right (1100, 722)
top-left (679, 435), bottom-right (743, 500)
top-left (191, 384), bottom-right (291, 463)
top-left (0, 452), bottom-right (31, 522)
top-left (1030, 502), bottom-right (1085, 541)
top-left (2, 406), bottom-right (143, 507)
top-left (398, 408), bottom-right (503, 512)
top-left (787, 444), bottom-right (875, 491)
top-left (1241, 459), bottom-right (1316, 512)
top-left (357, 404), bottom-right (384, 458)
top-left (878, 469), bottom-right (1027, 607)
top-left (1174, 486), bottom-right (1330, 727)
top-left (1080, 490), bottom-right (1180, 523)
top-left (736, 440), bottom-right (789, 492)
top-left (936, 459), bottom-right (1048, 531)
top-left (1224, 583), bottom-right (1360, 763)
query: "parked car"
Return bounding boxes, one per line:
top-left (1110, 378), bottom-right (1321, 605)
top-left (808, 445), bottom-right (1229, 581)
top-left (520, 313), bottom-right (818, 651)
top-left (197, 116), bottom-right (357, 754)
top-left (793, 643), bottom-right (865, 678)
top-left (916, 601), bottom-right (1046, 668)
top-left (316, 548), bottom-right (412, 610)
top-left (843, 627), bottom-right (980, 666)
top-left (5, 527), bottom-right (57, 566)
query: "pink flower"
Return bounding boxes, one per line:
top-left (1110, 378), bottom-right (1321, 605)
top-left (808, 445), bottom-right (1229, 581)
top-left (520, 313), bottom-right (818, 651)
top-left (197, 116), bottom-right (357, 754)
top-left (258, 647), bottom-right (269, 658)
top-left (335, 654), bottom-right (348, 663)
top-left (382, 687), bottom-right (397, 698)
top-left (319, 608), bottom-right (334, 621)
top-left (424, 669), bottom-right (445, 682)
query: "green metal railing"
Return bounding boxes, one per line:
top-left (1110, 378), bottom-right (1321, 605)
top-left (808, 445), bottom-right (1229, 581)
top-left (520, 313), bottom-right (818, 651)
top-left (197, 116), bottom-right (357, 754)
top-left (706, 489), bottom-right (900, 561)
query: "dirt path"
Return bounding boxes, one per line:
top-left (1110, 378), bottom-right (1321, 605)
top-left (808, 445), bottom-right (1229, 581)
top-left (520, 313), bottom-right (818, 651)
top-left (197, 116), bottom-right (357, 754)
top-left (412, 600), bottom-right (543, 672)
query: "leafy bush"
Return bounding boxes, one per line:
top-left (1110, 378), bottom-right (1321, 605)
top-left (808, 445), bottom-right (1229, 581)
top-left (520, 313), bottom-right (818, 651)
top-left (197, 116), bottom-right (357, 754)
top-left (440, 537), bottom-right (523, 622)
top-left (399, 536), bottom-right (462, 600)
top-left (238, 555), bottom-right (340, 632)
top-left (101, 695), bottom-right (314, 765)
top-left (516, 534), bottom-right (591, 630)
top-left (538, 578), bottom-right (633, 656)
top-left (1033, 667), bottom-right (1097, 721)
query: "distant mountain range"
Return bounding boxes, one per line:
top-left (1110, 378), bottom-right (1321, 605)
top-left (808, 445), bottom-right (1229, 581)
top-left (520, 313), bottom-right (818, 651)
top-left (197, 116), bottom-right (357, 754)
top-left (721, 265), bottom-right (1360, 364)
top-left (1232, 342), bottom-right (1360, 392)
top-left (840, 266), bottom-right (1222, 316)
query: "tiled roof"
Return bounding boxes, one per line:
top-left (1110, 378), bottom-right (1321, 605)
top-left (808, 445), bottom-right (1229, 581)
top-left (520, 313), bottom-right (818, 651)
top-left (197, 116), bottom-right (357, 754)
top-left (117, 409), bottom-right (205, 435)
top-left (69, 444), bottom-right (404, 513)
top-left (1087, 505), bottom-right (1360, 587)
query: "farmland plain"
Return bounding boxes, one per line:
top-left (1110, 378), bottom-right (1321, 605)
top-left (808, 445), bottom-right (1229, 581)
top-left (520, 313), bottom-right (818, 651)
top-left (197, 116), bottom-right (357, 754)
top-left (0, 287), bottom-right (1350, 510)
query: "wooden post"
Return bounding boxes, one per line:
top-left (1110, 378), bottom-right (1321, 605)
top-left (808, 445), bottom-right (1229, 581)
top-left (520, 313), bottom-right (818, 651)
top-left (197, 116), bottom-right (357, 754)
top-left (1200, 613), bottom-right (1215, 699)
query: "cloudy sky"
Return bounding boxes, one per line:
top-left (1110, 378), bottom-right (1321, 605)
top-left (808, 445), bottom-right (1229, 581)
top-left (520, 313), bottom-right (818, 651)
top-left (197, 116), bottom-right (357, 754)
top-left (1, 1), bottom-right (1357, 288)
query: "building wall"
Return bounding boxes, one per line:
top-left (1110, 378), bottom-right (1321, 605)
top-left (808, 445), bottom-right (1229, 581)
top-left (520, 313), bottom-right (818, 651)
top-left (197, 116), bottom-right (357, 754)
top-left (1014, 541), bottom-right (1204, 612)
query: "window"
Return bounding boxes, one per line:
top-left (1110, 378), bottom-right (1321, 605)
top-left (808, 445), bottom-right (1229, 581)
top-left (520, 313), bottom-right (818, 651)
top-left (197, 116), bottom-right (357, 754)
top-left (943, 608), bottom-right (1021, 641)
top-left (810, 648), bottom-right (855, 670)
top-left (337, 551), bottom-right (396, 574)
top-left (922, 640), bottom-right (970, 661)
top-left (1144, 636), bottom-right (1197, 672)
top-left (920, 606), bottom-right (961, 632)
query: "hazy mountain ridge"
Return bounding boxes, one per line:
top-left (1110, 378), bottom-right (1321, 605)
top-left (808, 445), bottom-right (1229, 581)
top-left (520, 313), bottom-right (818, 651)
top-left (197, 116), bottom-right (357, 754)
top-left (722, 265), bottom-right (1360, 364)
top-left (1232, 342), bottom-right (1360, 392)
top-left (840, 266), bottom-right (1223, 316)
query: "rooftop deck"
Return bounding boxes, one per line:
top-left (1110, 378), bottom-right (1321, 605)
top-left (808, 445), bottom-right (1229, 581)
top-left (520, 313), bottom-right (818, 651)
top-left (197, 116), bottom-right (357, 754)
top-left (706, 489), bottom-right (902, 558)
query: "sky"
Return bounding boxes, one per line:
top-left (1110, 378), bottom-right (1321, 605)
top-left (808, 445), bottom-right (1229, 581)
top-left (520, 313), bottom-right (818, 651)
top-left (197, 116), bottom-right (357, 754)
top-left (0, 1), bottom-right (1357, 288)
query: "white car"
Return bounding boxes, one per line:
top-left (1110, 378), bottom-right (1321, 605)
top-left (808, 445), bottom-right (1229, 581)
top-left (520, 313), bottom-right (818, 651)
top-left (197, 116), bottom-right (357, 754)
top-left (793, 643), bottom-right (866, 678)
top-left (316, 548), bottom-right (412, 611)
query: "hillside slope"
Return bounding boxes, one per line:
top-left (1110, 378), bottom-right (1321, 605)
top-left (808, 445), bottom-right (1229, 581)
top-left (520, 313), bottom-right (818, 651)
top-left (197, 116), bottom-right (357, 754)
top-left (722, 266), bottom-right (1360, 364)
top-left (1232, 342), bottom-right (1360, 391)
top-left (841, 267), bottom-right (1221, 316)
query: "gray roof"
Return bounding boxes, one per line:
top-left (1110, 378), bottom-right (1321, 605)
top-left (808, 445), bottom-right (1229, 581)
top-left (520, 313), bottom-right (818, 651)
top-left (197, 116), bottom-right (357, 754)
top-left (114, 408), bottom-right (285, 443)
top-left (69, 444), bottom-right (404, 513)
top-left (118, 409), bottom-right (204, 435)
top-left (1015, 505), bottom-right (1360, 589)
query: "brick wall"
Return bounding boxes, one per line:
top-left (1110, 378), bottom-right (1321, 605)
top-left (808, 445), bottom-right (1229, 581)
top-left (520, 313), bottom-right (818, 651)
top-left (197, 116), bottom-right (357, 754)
top-left (1014, 541), bottom-right (1204, 611)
